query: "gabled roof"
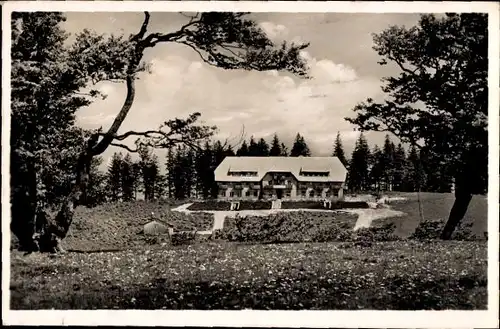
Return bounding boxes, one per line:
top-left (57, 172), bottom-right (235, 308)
top-left (214, 156), bottom-right (347, 183)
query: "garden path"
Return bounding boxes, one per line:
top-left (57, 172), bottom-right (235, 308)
top-left (171, 201), bottom-right (406, 234)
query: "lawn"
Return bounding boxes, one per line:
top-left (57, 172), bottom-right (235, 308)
top-left (9, 193), bottom-right (489, 310)
top-left (60, 200), bottom-right (214, 252)
top-left (376, 192), bottom-right (488, 238)
top-left (10, 240), bottom-right (487, 310)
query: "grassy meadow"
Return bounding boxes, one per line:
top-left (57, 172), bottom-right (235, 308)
top-left (9, 192), bottom-right (489, 310)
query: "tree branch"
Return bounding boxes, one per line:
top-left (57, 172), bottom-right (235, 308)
top-left (114, 130), bottom-right (161, 141)
top-left (91, 75), bottom-right (136, 155)
top-left (110, 142), bottom-right (139, 153)
top-left (130, 12), bottom-right (150, 42)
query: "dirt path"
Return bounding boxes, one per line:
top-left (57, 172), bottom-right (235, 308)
top-left (171, 203), bottom-right (406, 233)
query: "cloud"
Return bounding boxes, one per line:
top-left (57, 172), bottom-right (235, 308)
top-left (259, 21), bottom-right (289, 40)
top-left (76, 36), bottom-right (383, 168)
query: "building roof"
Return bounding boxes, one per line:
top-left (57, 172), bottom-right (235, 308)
top-left (214, 156), bottom-right (347, 183)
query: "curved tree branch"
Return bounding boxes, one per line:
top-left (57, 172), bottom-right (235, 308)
top-left (91, 75), bottom-right (136, 155)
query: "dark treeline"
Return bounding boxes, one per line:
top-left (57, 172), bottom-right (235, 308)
top-left (85, 131), bottom-right (453, 206)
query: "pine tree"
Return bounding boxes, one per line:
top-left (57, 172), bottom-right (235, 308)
top-left (131, 161), bottom-right (141, 200)
top-left (84, 156), bottom-right (107, 207)
top-left (369, 145), bottom-right (384, 191)
top-left (257, 138), bottom-right (270, 156)
top-left (381, 134), bottom-right (396, 191)
top-left (248, 136), bottom-right (260, 156)
top-left (154, 174), bottom-right (168, 200)
top-left (224, 144), bottom-right (236, 157)
top-left (420, 149), bottom-right (453, 192)
top-left (172, 146), bottom-right (186, 199)
top-left (280, 142), bottom-right (289, 156)
top-left (236, 140), bottom-right (249, 156)
top-left (121, 153), bottom-right (135, 201)
top-left (392, 143), bottom-right (407, 191)
top-left (347, 133), bottom-right (371, 192)
top-left (106, 152), bottom-right (123, 202)
top-left (183, 147), bottom-right (196, 198)
top-left (195, 142), bottom-right (215, 199)
top-left (166, 147), bottom-right (176, 198)
top-left (269, 134), bottom-right (282, 156)
top-left (332, 131), bottom-right (348, 166)
top-left (139, 147), bottom-right (160, 201)
top-left (404, 145), bottom-right (426, 192)
top-left (290, 133), bottom-right (311, 157)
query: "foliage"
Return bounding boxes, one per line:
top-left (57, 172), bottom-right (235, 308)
top-left (121, 153), bottom-right (136, 201)
top-left (347, 133), bottom-right (371, 191)
top-left (82, 156), bottom-right (107, 207)
top-left (332, 132), bottom-right (348, 167)
top-left (170, 231), bottom-right (198, 246)
top-left (346, 13), bottom-right (487, 195)
top-left (106, 152), bottom-right (123, 201)
top-left (10, 12), bottom-right (103, 248)
top-left (238, 201), bottom-right (272, 210)
top-left (290, 133), bottom-right (311, 157)
top-left (409, 220), bottom-right (478, 241)
top-left (217, 211), bottom-right (358, 243)
top-left (187, 201), bottom-right (232, 211)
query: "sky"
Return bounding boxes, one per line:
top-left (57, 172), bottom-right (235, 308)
top-left (61, 12), bottom-right (423, 167)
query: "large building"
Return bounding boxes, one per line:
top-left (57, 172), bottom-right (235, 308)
top-left (214, 156), bottom-right (347, 201)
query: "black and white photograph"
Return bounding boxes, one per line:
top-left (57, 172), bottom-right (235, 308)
top-left (2, 1), bottom-right (499, 327)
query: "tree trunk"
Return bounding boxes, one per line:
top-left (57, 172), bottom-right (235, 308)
top-left (36, 145), bottom-right (93, 253)
top-left (440, 186), bottom-right (473, 240)
top-left (11, 156), bottom-right (39, 251)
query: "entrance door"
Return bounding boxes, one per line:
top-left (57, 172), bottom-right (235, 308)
top-left (276, 189), bottom-right (283, 199)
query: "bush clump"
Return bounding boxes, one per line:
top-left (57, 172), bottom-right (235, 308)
top-left (170, 231), bottom-right (198, 246)
top-left (352, 223), bottom-right (401, 245)
top-left (238, 201), bottom-right (272, 210)
top-left (281, 201), bottom-right (326, 209)
top-left (187, 201), bottom-right (231, 211)
top-left (218, 211), bottom-right (358, 243)
top-left (409, 220), bottom-right (480, 241)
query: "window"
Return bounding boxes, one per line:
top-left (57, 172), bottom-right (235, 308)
top-left (301, 190), bottom-right (306, 197)
top-left (229, 191), bottom-right (234, 197)
top-left (300, 171), bottom-right (329, 177)
top-left (254, 191), bottom-right (259, 197)
top-left (219, 189), bottom-right (225, 197)
top-left (228, 171), bottom-right (258, 177)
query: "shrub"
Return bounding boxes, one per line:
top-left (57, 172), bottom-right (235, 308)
top-left (352, 223), bottom-right (400, 243)
top-left (218, 211), bottom-right (358, 243)
top-left (340, 201), bottom-right (370, 209)
top-left (409, 220), bottom-right (479, 241)
top-left (171, 231), bottom-right (198, 246)
top-left (281, 201), bottom-right (326, 209)
top-left (187, 201), bottom-right (231, 211)
top-left (238, 201), bottom-right (272, 210)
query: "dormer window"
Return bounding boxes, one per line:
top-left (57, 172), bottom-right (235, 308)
top-left (227, 170), bottom-right (258, 177)
top-left (300, 170), bottom-right (329, 177)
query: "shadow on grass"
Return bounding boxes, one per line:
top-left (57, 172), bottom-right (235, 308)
top-left (11, 272), bottom-right (487, 310)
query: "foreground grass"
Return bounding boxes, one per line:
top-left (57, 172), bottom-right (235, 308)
top-left (60, 200), bottom-right (214, 251)
top-left (376, 193), bottom-right (487, 238)
top-left (11, 240), bottom-right (487, 310)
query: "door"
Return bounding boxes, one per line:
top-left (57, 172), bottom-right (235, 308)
top-left (276, 189), bottom-right (283, 199)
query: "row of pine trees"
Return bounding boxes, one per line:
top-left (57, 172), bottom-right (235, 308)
top-left (83, 132), bottom-right (453, 206)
